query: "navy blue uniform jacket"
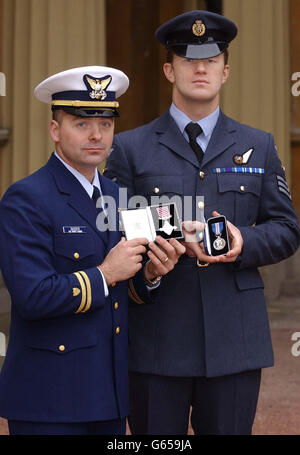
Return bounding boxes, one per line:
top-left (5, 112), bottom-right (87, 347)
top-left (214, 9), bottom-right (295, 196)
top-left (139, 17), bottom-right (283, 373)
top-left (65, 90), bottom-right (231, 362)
top-left (105, 110), bottom-right (300, 378)
top-left (0, 153), bottom-right (151, 422)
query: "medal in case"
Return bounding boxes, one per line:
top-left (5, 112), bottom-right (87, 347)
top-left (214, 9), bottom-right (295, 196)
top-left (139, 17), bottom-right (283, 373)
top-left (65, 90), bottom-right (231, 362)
top-left (119, 203), bottom-right (183, 242)
top-left (204, 215), bottom-right (230, 256)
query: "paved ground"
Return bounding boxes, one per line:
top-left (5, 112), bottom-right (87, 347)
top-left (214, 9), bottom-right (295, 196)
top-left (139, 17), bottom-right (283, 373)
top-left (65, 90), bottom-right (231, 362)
top-left (0, 296), bottom-right (299, 436)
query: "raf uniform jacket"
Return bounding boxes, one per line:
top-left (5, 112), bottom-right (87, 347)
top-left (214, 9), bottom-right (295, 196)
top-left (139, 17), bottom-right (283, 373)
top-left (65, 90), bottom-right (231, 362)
top-left (105, 110), bottom-right (300, 378)
top-left (0, 153), bottom-right (151, 423)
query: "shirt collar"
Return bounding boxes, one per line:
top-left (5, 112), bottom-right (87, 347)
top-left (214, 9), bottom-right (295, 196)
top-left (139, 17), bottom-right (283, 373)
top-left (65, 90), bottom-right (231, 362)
top-left (169, 102), bottom-right (220, 138)
top-left (54, 151), bottom-right (101, 199)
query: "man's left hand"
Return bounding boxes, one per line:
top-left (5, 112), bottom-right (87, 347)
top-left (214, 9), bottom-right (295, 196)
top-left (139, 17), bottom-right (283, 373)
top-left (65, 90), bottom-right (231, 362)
top-left (144, 236), bottom-right (186, 281)
top-left (212, 211), bottom-right (243, 263)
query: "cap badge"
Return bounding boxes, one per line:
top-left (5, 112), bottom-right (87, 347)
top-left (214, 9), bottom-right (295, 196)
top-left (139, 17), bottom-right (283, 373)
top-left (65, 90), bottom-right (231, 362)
top-left (84, 74), bottom-right (112, 100)
top-left (192, 20), bottom-right (206, 37)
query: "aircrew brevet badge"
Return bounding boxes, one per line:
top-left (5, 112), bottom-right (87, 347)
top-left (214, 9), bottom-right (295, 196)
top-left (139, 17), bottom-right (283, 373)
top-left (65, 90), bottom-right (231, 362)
top-left (192, 20), bottom-right (206, 37)
top-left (83, 74), bottom-right (112, 100)
top-left (233, 148), bottom-right (254, 165)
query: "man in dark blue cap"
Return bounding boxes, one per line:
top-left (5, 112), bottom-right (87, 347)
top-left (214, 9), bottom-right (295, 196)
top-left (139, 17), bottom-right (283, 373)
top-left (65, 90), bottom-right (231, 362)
top-left (105, 11), bottom-right (300, 435)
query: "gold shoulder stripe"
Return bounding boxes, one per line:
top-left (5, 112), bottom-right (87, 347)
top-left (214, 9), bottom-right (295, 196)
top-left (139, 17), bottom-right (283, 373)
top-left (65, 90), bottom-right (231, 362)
top-left (79, 271), bottom-right (92, 312)
top-left (129, 279), bottom-right (145, 305)
top-left (74, 272), bottom-right (86, 313)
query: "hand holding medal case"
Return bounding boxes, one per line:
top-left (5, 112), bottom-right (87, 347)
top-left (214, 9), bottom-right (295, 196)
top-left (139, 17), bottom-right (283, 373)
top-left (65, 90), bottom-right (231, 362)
top-left (203, 215), bottom-right (230, 256)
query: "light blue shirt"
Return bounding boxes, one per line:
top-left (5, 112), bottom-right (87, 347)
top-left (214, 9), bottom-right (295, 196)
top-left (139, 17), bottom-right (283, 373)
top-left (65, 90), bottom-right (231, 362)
top-left (54, 151), bottom-right (102, 199)
top-left (54, 151), bottom-right (109, 296)
top-left (169, 103), bottom-right (220, 153)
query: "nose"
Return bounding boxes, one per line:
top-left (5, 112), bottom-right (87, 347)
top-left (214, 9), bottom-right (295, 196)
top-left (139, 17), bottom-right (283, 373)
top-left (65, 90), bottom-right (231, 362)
top-left (194, 60), bottom-right (207, 73)
top-left (89, 124), bottom-right (102, 141)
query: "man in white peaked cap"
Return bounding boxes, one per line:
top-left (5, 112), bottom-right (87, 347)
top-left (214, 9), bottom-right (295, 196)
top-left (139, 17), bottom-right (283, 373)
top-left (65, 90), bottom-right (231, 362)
top-left (0, 66), bottom-right (185, 435)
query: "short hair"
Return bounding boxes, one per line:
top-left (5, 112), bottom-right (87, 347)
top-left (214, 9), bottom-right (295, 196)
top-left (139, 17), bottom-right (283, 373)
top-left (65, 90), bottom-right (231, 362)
top-left (52, 109), bottom-right (64, 124)
top-left (166, 48), bottom-right (229, 65)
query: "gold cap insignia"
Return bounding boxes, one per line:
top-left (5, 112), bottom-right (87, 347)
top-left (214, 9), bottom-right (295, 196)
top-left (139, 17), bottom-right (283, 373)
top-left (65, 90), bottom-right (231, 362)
top-left (84, 75), bottom-right (112, 100)
top-left (192, 20), bottom-right (206, 37)
top-left (73, 287), bottom-right (81, 297)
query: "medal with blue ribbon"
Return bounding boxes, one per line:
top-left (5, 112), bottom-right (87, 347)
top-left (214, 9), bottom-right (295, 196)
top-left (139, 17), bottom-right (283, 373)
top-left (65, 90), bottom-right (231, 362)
top-left (212, 221), bottom-right (226, 251)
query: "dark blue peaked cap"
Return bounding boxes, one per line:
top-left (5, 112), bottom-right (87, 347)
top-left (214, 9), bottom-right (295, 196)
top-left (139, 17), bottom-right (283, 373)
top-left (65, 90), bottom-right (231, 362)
top-left (155, 10), bottom-right (237, 59)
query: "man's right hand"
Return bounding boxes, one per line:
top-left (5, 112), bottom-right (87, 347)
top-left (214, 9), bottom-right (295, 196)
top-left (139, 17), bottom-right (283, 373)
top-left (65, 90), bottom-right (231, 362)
top-left (98, 237), bottom-right (148, 286)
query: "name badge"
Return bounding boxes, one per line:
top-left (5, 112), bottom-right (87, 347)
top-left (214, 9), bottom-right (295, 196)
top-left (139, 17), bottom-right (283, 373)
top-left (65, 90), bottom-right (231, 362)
top-left (63, 226), bottom-right (87, 234)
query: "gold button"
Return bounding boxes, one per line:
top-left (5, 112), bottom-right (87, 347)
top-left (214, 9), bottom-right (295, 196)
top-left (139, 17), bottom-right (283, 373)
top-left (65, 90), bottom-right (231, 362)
top-left (111, 282), bottom-right (116, 287)
top-left (199, 171), bottom-right (205, 179)
top-left (114, 302), bottom-right (119, 310)
top-left (115, 326), bottom-right (120, 335)
top-left (74, 252), bottom-right (80, 259)
top-left (198, 201), bottom-right (205, 210)
top-left (153, 187), bottom-right (160, 194)
top-left (240, 185), bottom-right (245, 192)
top-left (59, 345), bottom-right (65, 352)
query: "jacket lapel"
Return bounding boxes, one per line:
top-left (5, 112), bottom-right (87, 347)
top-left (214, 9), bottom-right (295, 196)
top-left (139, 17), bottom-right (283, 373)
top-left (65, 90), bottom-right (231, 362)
top-left (201, 111), bottom-right (237, 168)
top-left (156, 111), bottom-right (200, 168)
top-left (46, 154), bottom-right (108, 244)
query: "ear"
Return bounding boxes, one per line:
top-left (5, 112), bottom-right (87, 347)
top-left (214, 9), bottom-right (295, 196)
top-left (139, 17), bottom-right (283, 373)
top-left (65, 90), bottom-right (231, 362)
top-left (49, 120), bottom-right (60, 143)
top-left (222, 64), bottom-right (230, 85)
top-left (163, 63), bottom-right (175, 84)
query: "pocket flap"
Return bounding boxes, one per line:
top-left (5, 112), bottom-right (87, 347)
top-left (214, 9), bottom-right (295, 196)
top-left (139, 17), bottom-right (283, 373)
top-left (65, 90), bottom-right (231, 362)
top-left (217, 173), bottom-right (262, 196)
top-left (28, 332), bottom-right (98, 355)
top-left (54, 234), bottom-right (95, 260)
top-left (235, 268), bottom-right (264, 291)
top-left (135, 176), bottom-right (183, 195)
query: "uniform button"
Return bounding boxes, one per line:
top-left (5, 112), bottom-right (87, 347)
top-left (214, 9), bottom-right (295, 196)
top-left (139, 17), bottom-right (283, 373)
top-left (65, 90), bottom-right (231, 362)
top-left (115, 326), bottom-right (120, 335)
top-left (74, 252), bottom-right (80, 259)
top-left (114, 302), bottom-right (119, 310)
top-left (59, 345), bottom-right (65, 352)
top-left (153, 187), bottom-right (160, 194)
top-left (198, 201), bottom-right (205, 210)
top-left (240, 185), bottom-right (245, 192)
top-left (199, 171), bottom-right (205, 179)
top-left (111, 282), bottom-right (116, 287)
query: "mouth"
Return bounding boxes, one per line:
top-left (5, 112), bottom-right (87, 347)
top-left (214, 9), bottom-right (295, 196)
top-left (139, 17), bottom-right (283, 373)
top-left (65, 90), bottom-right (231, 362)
top-left (83, 147), bottom-right (105, 152)
top-left (193, 80), bottom-right (209, 84)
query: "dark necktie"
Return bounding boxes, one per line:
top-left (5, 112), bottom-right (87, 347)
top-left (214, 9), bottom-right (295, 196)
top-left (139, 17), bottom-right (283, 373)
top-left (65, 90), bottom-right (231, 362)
top-left (92, 185), bottom-right (101, 208)
top-left (92, 185), bottom-right (109, 240)
top-left (185, 122), bottom-right (204, 165)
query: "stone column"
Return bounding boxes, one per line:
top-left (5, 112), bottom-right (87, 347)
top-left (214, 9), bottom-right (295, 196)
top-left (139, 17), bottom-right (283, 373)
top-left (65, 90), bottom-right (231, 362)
top-left (222, 0), bottom-right (292, 300)
top-left (222, 0), bottom-right (290, 180)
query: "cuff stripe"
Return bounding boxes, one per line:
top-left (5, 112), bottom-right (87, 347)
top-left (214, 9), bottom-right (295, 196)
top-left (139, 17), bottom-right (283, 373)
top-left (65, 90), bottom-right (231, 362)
top-left (79, 271), bottom-right (92, 313)
top-left (129, 279), bottom-right (145, 305)
top-left (74, 272), bottom-right (87, 313)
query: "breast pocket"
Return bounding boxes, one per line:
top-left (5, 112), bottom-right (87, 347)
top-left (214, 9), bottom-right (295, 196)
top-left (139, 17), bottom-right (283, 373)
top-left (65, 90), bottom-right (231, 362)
top-left (217, 173), bottom-right (262, 225)
top-left (54, 233), bottom-right (95, 270)
top-left (134, 175), bottom-right (184, 207)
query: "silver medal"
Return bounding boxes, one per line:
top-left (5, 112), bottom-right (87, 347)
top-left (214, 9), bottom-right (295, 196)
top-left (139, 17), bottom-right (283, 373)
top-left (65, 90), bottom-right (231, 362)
top-left (213, 237), bottom-right (226, 251)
